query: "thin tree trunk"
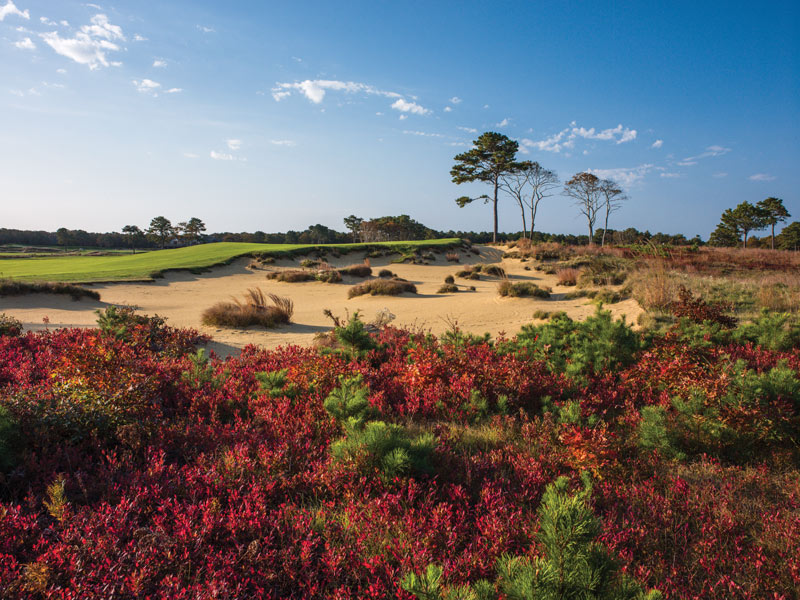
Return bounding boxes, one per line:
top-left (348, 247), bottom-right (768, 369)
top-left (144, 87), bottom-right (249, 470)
top-left (492, 179), bottom-right (499, 243)
top-left (602, 204), bottom-right (610, 247)
top-left (519, 201), bottom-right (527, 239)
top-left (530, 201), bottom-right (537, 240)
top-left (772, 223), bottom-right (775, 250)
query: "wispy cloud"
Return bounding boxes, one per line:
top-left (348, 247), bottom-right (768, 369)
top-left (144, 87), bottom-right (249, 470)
top-left (457, 126), bottom-right (477, 134)
top-left (712, 172), bottom-right (728, 178)
top-left (680, 145), bottom-right (731, 164)
top-left (0, 1), bottom-right (29, 21)
top-left (272, 79), bottom-right (402, 104)
top-left (14, 36), bottom-right (35, 49)
top-left (571, 123), bottom-right (637, 144)
top-left (152, 59), bottom-right (167, 68)
top-left (496, 118), bottom-right (510, 127)
top-left (164, 87), bottom-right (182, 93)
top-left (402, 130), bottom-right (444, 138)
top-left (444, 106), bottom-right (452, 112)
top-left (133, 78), bottom-right (160, 95)
top-left (660, 172), bottom-right (680, 178)
top-left (226, 139), bottom-right (241, 150)
top-left (210, 150), bottom-right (234, 160)
top-left (651, 139), bottom-right (663, 149)
top-left (40, 14), bottom-right (124, 70)
top-left (391, 98), bottom-right (431, 115)
top-left (449, 96), bottom-right (462, 104)
top-left (197, 25), bottom-right (215, 33)
top-left (748, 173), bottom-right (776, 182)
top-left (270, 139), bottom-right (296, 146)
top-left (587, 164), bottom-right (655, 187)
top-left (133, 33), bottom-right (147, 42)
top-left (183, 152), bottom-right (199, 158)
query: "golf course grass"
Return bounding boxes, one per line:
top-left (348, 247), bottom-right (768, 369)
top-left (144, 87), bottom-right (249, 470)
top-left (0, 240), bottom-right (460, 283)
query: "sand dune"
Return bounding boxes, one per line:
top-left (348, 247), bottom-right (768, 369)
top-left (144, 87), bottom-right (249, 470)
top-left (1, 245), bottom-right (642, 357)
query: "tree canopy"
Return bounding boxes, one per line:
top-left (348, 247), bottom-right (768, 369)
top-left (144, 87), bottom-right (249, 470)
top-left (451, 132), bottom-right (520, 243)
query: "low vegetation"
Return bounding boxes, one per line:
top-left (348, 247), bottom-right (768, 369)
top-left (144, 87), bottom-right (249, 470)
top-left (437, 283), bottom-right (459, 294)
top-left (348, 278), bottom-right (417, 298)
top-left (498, 280), bottom-right (551, 298)
top-left (0, 279), bottom-right (100, 301)
top-left (201, 288), bottom-right (293, 328)
top-left (0, 285), bottom-right (796, 597)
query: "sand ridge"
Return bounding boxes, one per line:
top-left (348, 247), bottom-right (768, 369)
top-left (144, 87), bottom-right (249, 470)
top-left (1, 245), bottom-right (643, 357)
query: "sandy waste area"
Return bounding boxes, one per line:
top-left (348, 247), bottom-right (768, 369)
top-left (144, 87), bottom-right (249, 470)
top-left (1, 246), bottom-right (643, 357)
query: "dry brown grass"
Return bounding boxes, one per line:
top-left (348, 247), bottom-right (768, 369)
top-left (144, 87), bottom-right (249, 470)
top-left (497, 280), bottom-right (551, 298)
top-left (437, 283), bottom-right (459, 294)
top-left (630, 260), bottom-right (678, 311)
top-left (266, 269), bottom-right (316, 283)
top-left (556, 268), bottom-right (580, 286)
top-left (202, 288), bottom-right (293, 328)
top-left (338, 263), bottom-right (373, 277)
top-left (445, 252), bottom-right (460, 262)
top-left (348, 278), bottom-right (417, 299)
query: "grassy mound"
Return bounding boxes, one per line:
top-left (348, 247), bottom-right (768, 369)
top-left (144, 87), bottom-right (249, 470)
top-left (498, 280), bottom-right (551, 298)
top-left (437, 283), bottom-right (459, 294)
top-left (348, 278), bottom-right (417, 299)
top-left (202, 288), bottom-right (294, 328)
top-left (338, 264), bottom-right (372, 277)
top-left (0, 279), bottom-right (100, 301)
top-left (266, 270), bottom-right (316, 283)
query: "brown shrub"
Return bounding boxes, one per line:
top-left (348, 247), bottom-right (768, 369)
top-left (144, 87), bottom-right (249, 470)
top-left (437, 283), bottom-right (459, 294)
top-left (266, 269), bottom-right (315, 283)
top-left (316, 269), bottom-right (342, 283)
top-left (556, 268), bottom-right (580, 286)
top-left (202, 288), bottom-right (293, 328)
top-left (445, 252), bottom-right (460, 263)
top-left (338, 264), bottom-right (373, 277)
top-left (348, 278), bottom-right (417, 299)
top-left (631, 261), bottom-right (678, 311)
top-left (497, 280), bottom-right (551, 298)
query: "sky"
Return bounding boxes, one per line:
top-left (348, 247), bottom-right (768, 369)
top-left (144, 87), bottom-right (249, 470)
top-left (1, 0), bottom-right (798, 238)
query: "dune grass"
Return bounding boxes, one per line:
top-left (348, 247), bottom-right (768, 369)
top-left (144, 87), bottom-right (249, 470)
top-left (0, 240), bottom-right (459, 283)
top-left (0, 279), bottom-right (100, 300)
top-left (348, 278), bottom-right (418, 299)
top-left (202, 288), bottom-right (294, 329)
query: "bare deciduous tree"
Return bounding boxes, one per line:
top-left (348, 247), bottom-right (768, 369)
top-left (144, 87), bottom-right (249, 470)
top-left (499, 161), bottom-right (559, 238)
top-left (564, 172), bottom-right (602, 243)
top-left (598, 179), bottom-right (627, 247)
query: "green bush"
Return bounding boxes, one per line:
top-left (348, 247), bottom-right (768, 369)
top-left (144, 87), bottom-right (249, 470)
top-left (444, 275), bottom-right (455, 285)
top-left (498, 281), bottom-right (551, 298)
top-left (437, 283), bottom-right (459, 294)
top-left (511, 309), bottom-right (640, 378)
top-left (402, 476), bottom-right (661, 600)
top-left (733, 310), bottom-right (800, 351)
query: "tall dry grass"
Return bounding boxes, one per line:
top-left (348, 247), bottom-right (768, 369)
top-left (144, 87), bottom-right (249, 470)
top-left (202, 288), bottom-right (294, 328)
top-left (556, 268), bottom-right (580, 286)
top-left (630, 260), bottom-right (678, 312)
top-left (348, 278), bottom-right (417, 298)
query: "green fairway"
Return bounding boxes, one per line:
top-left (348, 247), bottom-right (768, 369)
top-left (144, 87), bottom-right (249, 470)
top-left (0, 240), bottom-right (459, 283)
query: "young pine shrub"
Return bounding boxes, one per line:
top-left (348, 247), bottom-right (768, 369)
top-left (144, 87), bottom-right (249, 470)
top-left (378, 269), bottom-right (395, 278)
top-left (201, 288), bottom-right (293, 329)
top-left (444, 274), bottom-right (455, 284)
top-left (402, 476), bottom-right (661, 600)
top-left (348, 278), bottom-right (417, 298)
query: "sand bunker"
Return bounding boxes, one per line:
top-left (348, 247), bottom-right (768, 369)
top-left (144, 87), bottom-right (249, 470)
top-left (1, 245), bottom-right (643, 357)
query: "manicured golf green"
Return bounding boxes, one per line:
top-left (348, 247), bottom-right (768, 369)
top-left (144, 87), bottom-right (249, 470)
top-left (0, 240), bottom-right (459, 283)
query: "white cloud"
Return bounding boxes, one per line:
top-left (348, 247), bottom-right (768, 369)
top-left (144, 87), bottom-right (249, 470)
top-left (226, 139), bottom-right (241, 150)
top-left (164, 87), bottom-right (182, 93)
top-left (40, 16), bottom-right (56, 26)
top-left (457, 126), bottom-right (477, 134)
top-left (60, 20), bottom-right (69, 26)
top-left (748, 173), bottom-right (776, 182)
top-left (587, 164), bottom-right (655, 187)
top-left (398, 114), bottom-right (408, 120)
top-left (391, 98), bottom-right (431, 115)
top-left (210, 150), bottom-right (234, 160)
top-left (272, 79), bottom-right (403, 104)
top-left (152, 59), bottom-right (167, 68)
top-left (676, 160), bottom-right (697, 166)
top-left (483, 104), bottom-right (490, 109)
top-left (197, 25), bottom-right (215, 33)
top-left (712, 172), bottom-right (728, 178)
top-left (14, 36), bottom-right (35, 49)
top-left (651, 139), bottom-right (663, 149)
top-left (496, 118), bottom-right (510, 127)
top-left (402, 130), bottom-right (444, 138)
top-left (0, 1), bottom-right (29, 21)
top-left (449, 96), bottom-right (462, 104)
top-left (681, 145), bottom-right (731, 163)
top-left (520, 128), bottom-right (573, 153)
top-left (40, 14), bottom-right (124, 70)
top-left (444, 106), bottom-right (452, 112)
top-left (571, 123), bottom-right (637, 144)
top-left (270, 139), bottom-right (296, 146)
top-left (56, 68), bottom-right (67, 74)
top-left (133, 34), bottom-right (147, 42)
top-left (291, 56), bottom-right (302, 62)
top-left (660, 172), bottom-right (680, 178)
top-left (84, 3), bottom-right (102, 9)
top-left (133, 78), bottom-right (160, 94)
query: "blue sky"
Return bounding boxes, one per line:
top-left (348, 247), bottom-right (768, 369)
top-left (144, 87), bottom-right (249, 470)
top-left (1, 0), bottom-right (798, 237)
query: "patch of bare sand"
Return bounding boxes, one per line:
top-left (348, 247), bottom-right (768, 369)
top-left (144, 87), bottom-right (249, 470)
top-left (1, 246), bottom-right (643, 357)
